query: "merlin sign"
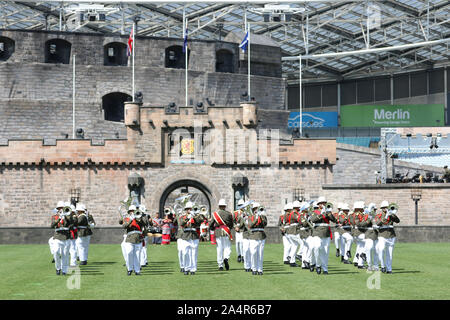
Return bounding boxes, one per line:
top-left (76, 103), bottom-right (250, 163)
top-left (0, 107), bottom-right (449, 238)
top-left (341, 104), bottom-right (445, 127)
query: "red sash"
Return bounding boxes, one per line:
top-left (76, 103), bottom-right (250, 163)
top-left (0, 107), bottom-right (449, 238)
top-left (130, 219), bottom-right (142, 232)
top-left (321, 213), bottom-right (333, 240)
top-left (213, 211), bottom-right (233, 240)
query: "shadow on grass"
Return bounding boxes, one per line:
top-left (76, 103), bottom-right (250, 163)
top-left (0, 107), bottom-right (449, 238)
top-left (87, 262), bottom-right (117, 265)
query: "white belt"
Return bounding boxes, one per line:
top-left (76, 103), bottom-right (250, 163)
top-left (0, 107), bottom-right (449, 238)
top-left (77, 226), bottom-right (88, 229)
top-left (184, 228), bottom-right (197, 232)
top-left (314, 223), bottom-right (329, 227)
top-left (299, 227), bottom-right (307, 230)
top-left (127, 231), bottom-right (143, 236)
top-left (250, 228), bottom-right (264, 232)
top-left (286, 223), bottom-right (298, 227)
top-left (340, 226), bottom-right (351, 229)
top-left (55, 227), bottom-right (69, 231)
top-left (366, 227), bottom-right (374, 230)
top-left (379, 226), bottom-right (394, 229)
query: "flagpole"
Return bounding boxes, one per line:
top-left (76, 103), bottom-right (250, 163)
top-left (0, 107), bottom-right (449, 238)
top-left (132, 23), bottom-right (135, 101)
top-left (73, 54), bottom-right (76, 139)
top-left (184, 9), bottom-right (188, 107)
top-left (299, 55), bottom-right (302, 138)
top-left (247, 22), bottom-right (251, 102)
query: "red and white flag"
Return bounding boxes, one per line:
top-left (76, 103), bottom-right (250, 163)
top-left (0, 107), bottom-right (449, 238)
top-left (127, 25), bottom-right (134, 57)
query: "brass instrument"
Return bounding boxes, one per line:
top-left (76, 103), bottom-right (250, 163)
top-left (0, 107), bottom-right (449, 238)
top-left (325, 202), bottom-right (333, 212)
top-left (386, 202), bottom-right (399, 217)
top-left (200, 205), bottom-right (209, 218)
top-left (164, 206), bottom-right (173, 216)
top-left (237, 200), bottom-right (254, 217)
top-left (118, 197), bottom-right (131, 219)
top-left (257, 205), bottom-right (266, 216)
top-left (61, 205), bottom-right (72, 217)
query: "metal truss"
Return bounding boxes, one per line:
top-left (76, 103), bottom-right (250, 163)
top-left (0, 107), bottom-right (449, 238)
top-left (0, 1), bottom-right (448, 81)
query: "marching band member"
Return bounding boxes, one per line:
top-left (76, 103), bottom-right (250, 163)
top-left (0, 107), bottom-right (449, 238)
top-left (333, 203), bottom-right (343, 258)
top-left (280, 203), bottom-right (291, 264)
top-left (119, 207), bottom-right (131, 267)
top-left (49, 201), bottom-right (65, 263)
top-left (210, 199), bottom-right (234, 271)
top-left (248, 202), bottom-right (267, 276)
top-left (175, 211), bottom-right (187, 273)
top-left (235, 204), bottom-right (252, 272)
top-left (234, 199), bottom-right (245, 263)
top-left (376, 201), bottom-right (400, 274)
top-left (284, 201), bottom-right (302, 267)
top-left (310, 196), bottom-right (337, 274)
top-left (351, 201), bottom-right (366, 269)
top-left (180, 201), bottom-right (205, 275)
top-left (50, 204), bottom-right (72, 275)
top-left (306, 202), bottom-right (319, 272)
top-left (298, 202), bottom-right (312, 269)
top-left (121, 205), bottom-right (145, 275)
top-left (139, 205), bottom-right (152, 267)
top-left (75, 203), bottom-right (92, 265)
top-left (363, 203), bottom-right (379, 271)
top-left (338, 203), bottom-right (353, 264)
top-left (68, 204), bottom-right (79, 267)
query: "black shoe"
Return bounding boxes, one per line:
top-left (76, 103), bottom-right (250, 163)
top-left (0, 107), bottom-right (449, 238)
top-left (353, 262), bottom-right (358, 267)
top-left (316, 267), bottom-right (322, 275)
top-left (237, 256), bottom-right (242, 263)
top-left (285, 256), bottom-right (291, 264)
top-left (258, 272), bottom-right (263, 276)
top-left (347, 251), bottom-right (352, 258)
top-left (218, 267), bottom-right (224, 271)
top-left (296, 254), bottom-right (302, 261)
top-left (381, 267), bottom-right (387, 273)
top-left (358, 266), bottom-right (365, 269)
top-left (323, 271), bottom-right (328, 275)
top-left (304, 261), bottom-right (310, 269)
top-left (190, 272), bottom-right (195, 275)
top-left (127, 271), bottom-right (132, 276)
top-left (386, 271), bottom-right (392, 274)
top-left (123, 264), bottom-right (126, 267)
top-left (51, 259), bottom-right (55, 263)
top-left (356, 253), bottom-right (359, 259)
top-left (245, 269), bottom-right (251, 272)
top-left (141, 265), bottom-right (146, 268)
top-left (224, 259), bottom-right (229, 271)
top-left (344, 260), bottom-right (352, 264)
top-left (56, 270), bottom-right (61, 275)
top-left (302, 266), bottom-right (308, 269)
top-left (290, 263), bottom-right (299, 267)
top-left (341, 256), bottom-right (344, 262)
top-left (252, 271), bottom-right (257, 275)
top-left (310, 265), bottom-right (315, 272)
top-left (62, 272), bottom-right (66, 276)
top-left (241, 258), bottom-right (244, 263)
top-left (80, 261), bottom-right (87, 266)
top-left (336, 249), bottom-right (340, 257)
top-left (184, 271), bottom-right (189, 275)
top-left (135, 272), bottom-right (141, 276)
top-left (360, 253), bottom-right (367, 262)
top-left (180, 268), bottom-right (185, 273)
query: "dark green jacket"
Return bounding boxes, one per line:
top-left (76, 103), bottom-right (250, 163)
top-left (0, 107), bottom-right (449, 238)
top-left (247, 213), bottom-right (267, 240)
top-left (51, 214), bottom-right (71, 240)
top-left (376, 211), bottom-right (400, 239)
top-left (180, 213), bottom-right (205, 241)
top-left (310, 210), bottom-right (337, 238)
top-left (283, 210), bottom-right (300, 235)
top-left (350, 212), bottom-right (365, 237)
top-left (77, 213), bottom-right (93, 237)
top-left (298, 213), bottom-right (312, 239)
top-left (122, 217), bottom-right (145, 244)
top-left (338, 214), bottom-right (352, 234)
top-left (210, 209), bottom-right (234, 238)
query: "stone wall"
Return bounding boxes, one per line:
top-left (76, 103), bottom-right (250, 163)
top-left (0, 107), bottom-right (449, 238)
top-left (1, 226), bottom-right (448, 244)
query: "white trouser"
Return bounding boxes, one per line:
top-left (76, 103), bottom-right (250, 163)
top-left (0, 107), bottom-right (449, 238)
top-left (177, 238), bottom-right (186, 269)
top-left (183, 239), bottom-right (199, 272)
top-left (297, 237), bottom-right (305, 257)
top-left (300, 237), bottom-right (310, 267)
top-left (216, 236), bottom-right (231, 267)
top-left (68, 239), bottom-right (78, 266)
top-left (123, 242), bottom-right (142, 273)
top-left (121, 235), bottom-right (128, 264)
top-left (305, 236), bottom-right (315, 266)
top-left (235, 232), bottom-right (243, 256)
top-left (311, 236), bottom-right (331, 271)
top-left (140, 236), bottom-right (148, 265)
top-left (340, 233), bottom-right (353, 261)
top-left (249, 239), bottom-right (265, 273)
top-left (353, 234), bottom-right (366, 266)
top-left (242, 238), bottom-right (251, 270)
top-left (76, 236), bottom-right (90, 262)
top-left (334, 231), bottom-right (341, 250)
top-left (53, 239), bottom-right (70, 273)
top-left (49, 237), bottom-right (57, 256)
top-left (377, 237), bottom-right (396, 271)
top-left (282, 235), bottom-right (290, 261)
top-left (286, 234), bottom-right (301, 264)
top-left (364, 238), bottom-right (379, 268)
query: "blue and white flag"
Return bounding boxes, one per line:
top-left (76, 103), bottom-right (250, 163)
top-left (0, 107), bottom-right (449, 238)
top-left (239, 31), bottom-right (249, 52)
top-left (183, 27), bottom-right (188, 53)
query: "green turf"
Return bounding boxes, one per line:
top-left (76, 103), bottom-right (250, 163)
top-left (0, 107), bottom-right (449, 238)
top-left (0, 242), bottom-right (449, 300)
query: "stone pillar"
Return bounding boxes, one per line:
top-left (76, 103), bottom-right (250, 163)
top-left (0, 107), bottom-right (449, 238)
top-left (241, 101), bottom-right (258, 127)
top-left (124, 101), bottom-right (141, 127)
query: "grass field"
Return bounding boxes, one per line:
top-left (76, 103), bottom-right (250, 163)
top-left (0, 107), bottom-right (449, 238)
top-left (1, 242), bottom-right (449, 300)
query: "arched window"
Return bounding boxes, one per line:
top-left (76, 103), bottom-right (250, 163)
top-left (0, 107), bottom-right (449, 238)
top-left (0, 37), bottom-right (15, 61)
top-left (165, 45), bottom-right (189, 69)
top-left (102, 92), bottom-right (132, 122)
top-left (216, 49), bottom-right (234, 73)
top-left (45, 39), bottom-right (72, 64)
top-left (104, 42), bottom-right (128, 66)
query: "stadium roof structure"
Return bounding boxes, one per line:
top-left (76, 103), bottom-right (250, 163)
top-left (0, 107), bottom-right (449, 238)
top-left (1, 0), bottom-right (449, 83)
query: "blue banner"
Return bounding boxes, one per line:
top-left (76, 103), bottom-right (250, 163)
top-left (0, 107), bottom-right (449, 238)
top-left (288, 112), bottom-right (338, 128)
